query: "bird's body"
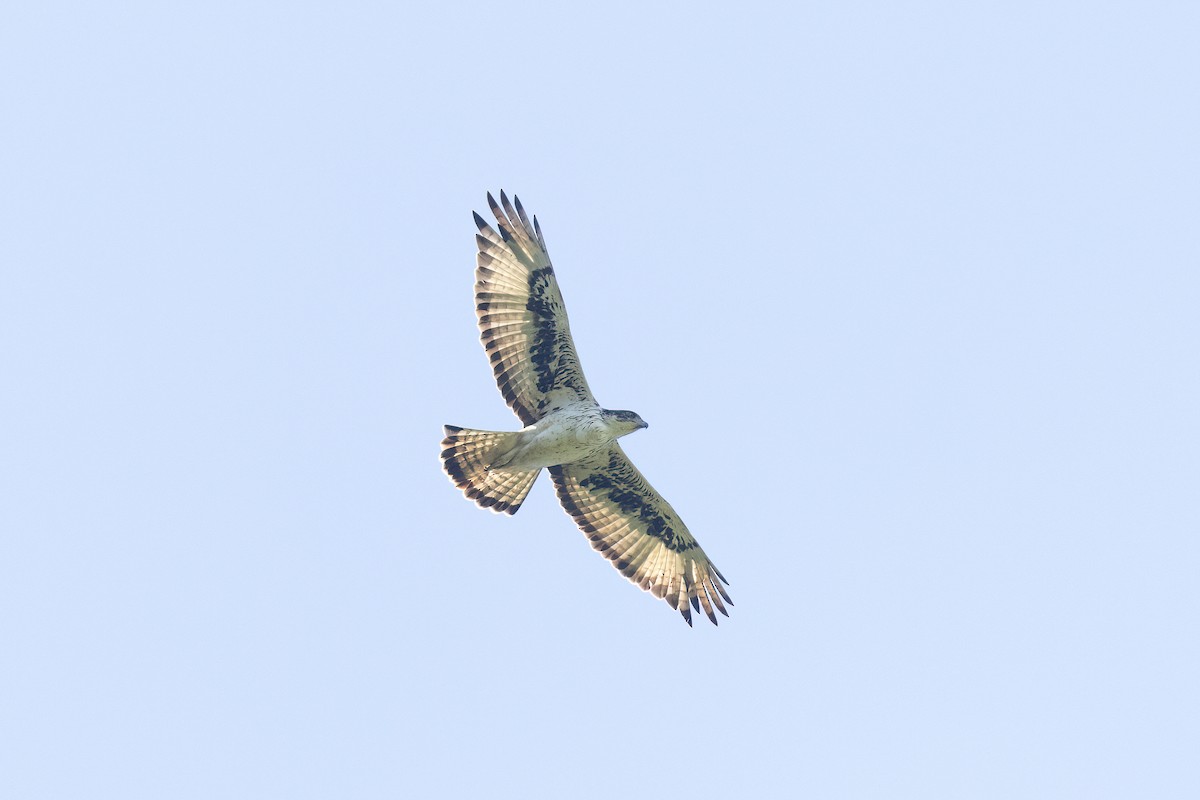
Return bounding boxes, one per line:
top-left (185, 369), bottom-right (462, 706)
top-left (488, 405), bottom-right (646, 471)
top-left (440, 191), bottom-right (731, 625)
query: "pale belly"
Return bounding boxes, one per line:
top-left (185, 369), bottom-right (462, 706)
top-left (495, 407), bottom-right (612, 470)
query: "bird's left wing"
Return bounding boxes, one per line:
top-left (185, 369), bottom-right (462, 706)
top-left (549, 445), bottom-right (732, 626)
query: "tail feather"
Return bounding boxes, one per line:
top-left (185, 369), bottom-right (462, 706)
top-left (440, 425), bottom-right (540, 514)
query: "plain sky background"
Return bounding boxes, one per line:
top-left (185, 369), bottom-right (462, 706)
top-left (3, 2), bottom-right (1198, 797)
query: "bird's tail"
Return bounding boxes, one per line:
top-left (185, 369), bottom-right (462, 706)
top-left (440, 425), bottom-right (540, 514)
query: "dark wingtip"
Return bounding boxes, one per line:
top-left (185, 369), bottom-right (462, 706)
top-left (682, 607), bottom-right (693, 627)
top-left (713, 579), bottom-right (733, 605)
top-left (472, 210), bottom-right (487, 230)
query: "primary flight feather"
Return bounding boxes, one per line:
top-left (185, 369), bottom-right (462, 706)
top-left (440, 192), bottom-right (731, 626)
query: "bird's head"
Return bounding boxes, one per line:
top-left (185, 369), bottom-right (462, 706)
top-left (602, 409), bottom-right (649, 437)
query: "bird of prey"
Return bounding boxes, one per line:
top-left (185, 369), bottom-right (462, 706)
top-left (440, 191), bottom-right (732, 626)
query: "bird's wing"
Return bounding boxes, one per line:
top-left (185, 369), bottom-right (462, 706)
top-left (549, 444), bottom-right (732, 626)
top-left (473, 191), bottom-right (595, 426)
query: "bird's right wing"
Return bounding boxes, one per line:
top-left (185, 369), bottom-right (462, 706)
top-left (473, 192), bottom-right (595, 426)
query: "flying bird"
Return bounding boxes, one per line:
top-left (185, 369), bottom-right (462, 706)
top-left (440, 191), bottom-right (732, 626)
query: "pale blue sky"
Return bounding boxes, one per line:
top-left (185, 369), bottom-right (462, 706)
top-left (3, 2), bottom-right (1198, 797)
